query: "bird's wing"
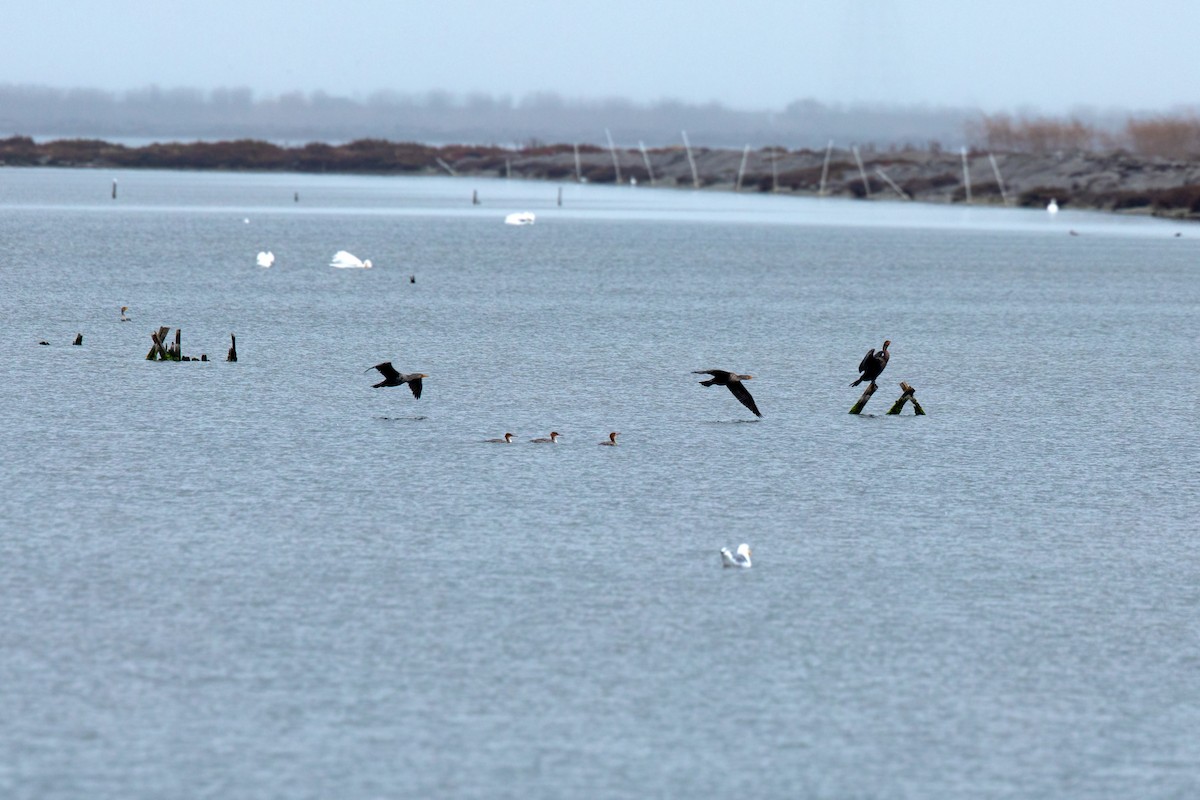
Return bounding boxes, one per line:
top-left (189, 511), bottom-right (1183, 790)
top-left (727, 381), bottom-right (762, 417)
top-left (331, 250), bottom-right (361, 268)
top-left (407, 377), bottom-right (423, 399)
top-left (693, 369), bottom-right (729, 378)
top-left (858, 349), bottom-right (876, 374)
top-left (372, 361), bottom-right (400, 380)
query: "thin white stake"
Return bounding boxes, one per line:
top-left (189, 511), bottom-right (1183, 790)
top-left (638, 141), bottom-right (656, 185)
top-left (681, 130), bottom-right (700, 189)
top-left (874, 167), bottom-right (910, 200)
top-left (960, 146), bottom-right (972, 203)
top-left (988, 152), bottom-right (1009, 205)
top-left (435, 157), bottom-right (457, 177)
top-left (771, 151), bottom-right (779, 193)
top-left (574, 143), bottom-right (583, 182)
top-left (604, 128), bottom-right (622, 185)
top-left (735, 144), bottom-right (750, 192)
top-left (852, 145), bottom-right (871, 198)
top-left (819, 139), bottom-right (833, 196)
top-left (505, 158), bottom-right (512, 179)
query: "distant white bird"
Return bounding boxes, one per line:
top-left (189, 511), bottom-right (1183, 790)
top-left (331, 250), bottom-right (373, 269)
top-left (504, 212), bottom-right (536, 226)
top-left (720, 543), bottom-right (752, 568)
top-left (256, 251), bottom-right (275, 268)
top-left (1047, 198), bottom-right (1059, 214)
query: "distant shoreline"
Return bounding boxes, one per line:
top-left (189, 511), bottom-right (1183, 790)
top-left (4, 136), bottom-right (1200, 219)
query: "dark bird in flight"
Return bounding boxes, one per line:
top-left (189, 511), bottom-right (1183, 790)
top-left (366, 361), bottom-right (427, 398)
top-left (693, 370), bottom-right (762, 417)
top-left (851, 340), bottom-right (890, 389)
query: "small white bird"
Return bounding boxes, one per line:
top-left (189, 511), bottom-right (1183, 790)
top-left (331, 250), bottom-right (373, 269)
top-left (1047, 198), bottom-right (1059, 214)
top-left (504, 211), bottom-right (536, 226)
top-left (720, 543), bottom-right (752, 568)
top-left (256, 251), bottom-right (275, 268)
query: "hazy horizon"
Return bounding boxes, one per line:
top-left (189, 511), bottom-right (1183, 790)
top-left (5, 0), bottom-right (1200, 115)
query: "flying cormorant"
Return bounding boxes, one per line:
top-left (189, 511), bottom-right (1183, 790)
top-left (693, 370), bottom-right (762, 417)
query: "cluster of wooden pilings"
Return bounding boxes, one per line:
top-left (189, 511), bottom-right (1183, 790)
top-left (849, 381), bottom-right (926, 415)
top-left (145, 327), bottom-right (237, 362)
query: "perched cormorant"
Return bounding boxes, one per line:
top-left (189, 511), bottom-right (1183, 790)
top-left (530, 431), bottom-right (560, 443)
top-left (721, 544), bottom-right (753, 568)
top-left (599, 432), bottom-right (619, 446)
top-left (366, 362), bottom-right (426, 398)
top-left (485, 433), bottom-right (515, 443)
top-left (693, 370), bottom-right (762, 417)
top-left (851, 340), bottom-right (890, 389)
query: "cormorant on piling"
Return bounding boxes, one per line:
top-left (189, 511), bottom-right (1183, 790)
top-left (530, 432), bottom-right (560, 443)
top-left (599, 432), bottom-right (619, 446)
top-left (366, 362), bottom-right (426, 398)
top-left (851, 340), bottom-right (890, 389)
top-left (485, 433), bottom-right (514, 443)
top-left (693, 370), bottom-right (762, 417)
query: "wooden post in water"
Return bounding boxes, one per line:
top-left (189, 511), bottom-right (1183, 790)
top-left (884, 382), bottom-right (926, 415)
top-left (472, 189), bottom-right (480, 205)
top-left (72, 333), bottom-right (83, 346)
top-left (681, 130), bottom-right (700, 189)
top-left (167, 328), bottom-right (181, 361)
top-left (874, 168), bottom-right (911, 200)
top-left (573, 143), bottom-right (583, 182)
top-left (735, 144), bottom-right (750, 192)
top-left (111, 179), bottom-right (117, 199)
top-left (819, 140), bottom-right (833, 196)
top-left (852, 146), bottom-right (871, 198)
top-left (849, 382), bottom-right (877, 414)
top-left (960, 146), bottom-right (972, 203)
top-left (146, 326), bottom-right (170, 360)
top-left (604, 129), bottom-right (622, 185)
top-left (638, 141), bottom-right (655, 185)
top-left (226, 333), bottom-right (238, 362)
top-left (557, 186), bottom-right (562, 207)
top-left (988, 152), bottom-right (1009, 206)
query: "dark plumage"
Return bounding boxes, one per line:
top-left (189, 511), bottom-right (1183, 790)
top-left (693, 369), bottom-right (762, 417)
top-left (851, 340), bottom-right (890, 388)
top-left (366, 361), bottom-right (427, 398)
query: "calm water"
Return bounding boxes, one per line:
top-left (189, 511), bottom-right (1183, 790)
top-left (1, 168), bottom-right (1198, 799)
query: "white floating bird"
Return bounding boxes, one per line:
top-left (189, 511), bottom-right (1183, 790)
top-left (504, 211), bottom-right (536, 226)
top-left (256, 251), bottom-right (275, 268)
top-left (720, 543), bottom-right (752, 568)
top-left (331, 250), bottom-right (372, 269)
top-left (1047, 198), bottom-right (1059, 214)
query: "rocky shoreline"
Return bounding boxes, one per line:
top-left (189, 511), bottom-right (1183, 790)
top-left (4, 136), bottom-right (1200, 218)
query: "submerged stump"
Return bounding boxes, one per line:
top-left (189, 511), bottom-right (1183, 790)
top-left (849, 383), bottom-right (877, 414)
top-left (226, 333), bottom-right (237, 362)
top-left (886, 382), bottom-right (926, 416)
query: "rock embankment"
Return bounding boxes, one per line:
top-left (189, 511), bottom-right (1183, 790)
top-left (4, 136), bottom-right (1200, 218)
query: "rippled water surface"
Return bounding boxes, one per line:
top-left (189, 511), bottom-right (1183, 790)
top-left (2, 168), bottom-right (1198, 798)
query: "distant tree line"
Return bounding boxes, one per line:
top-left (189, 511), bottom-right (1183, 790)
top-left (0, 84), bottom-right (972, 149)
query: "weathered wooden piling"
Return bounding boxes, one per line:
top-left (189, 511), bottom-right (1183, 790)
top-left (111, 179), bottom-right (117, 199)
top-left (885, 381), bottom-right (926, 415)
top-left (146, 326), bottom-right (170, 360)
top-left (72, 333), bottom-right (83, 346)
top-left (226, 333), bottom-right (237, 362)
top-left (849, 382), bottom-right (877, 414)
top-left (472, 189), bottom-right (479, 205)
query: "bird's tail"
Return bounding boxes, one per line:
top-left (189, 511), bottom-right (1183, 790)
top-left (699, 378), bottom-right (717, 387)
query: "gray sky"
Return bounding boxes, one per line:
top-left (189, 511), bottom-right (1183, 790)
top-left (4, 0), bottom-right (1198, 112)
